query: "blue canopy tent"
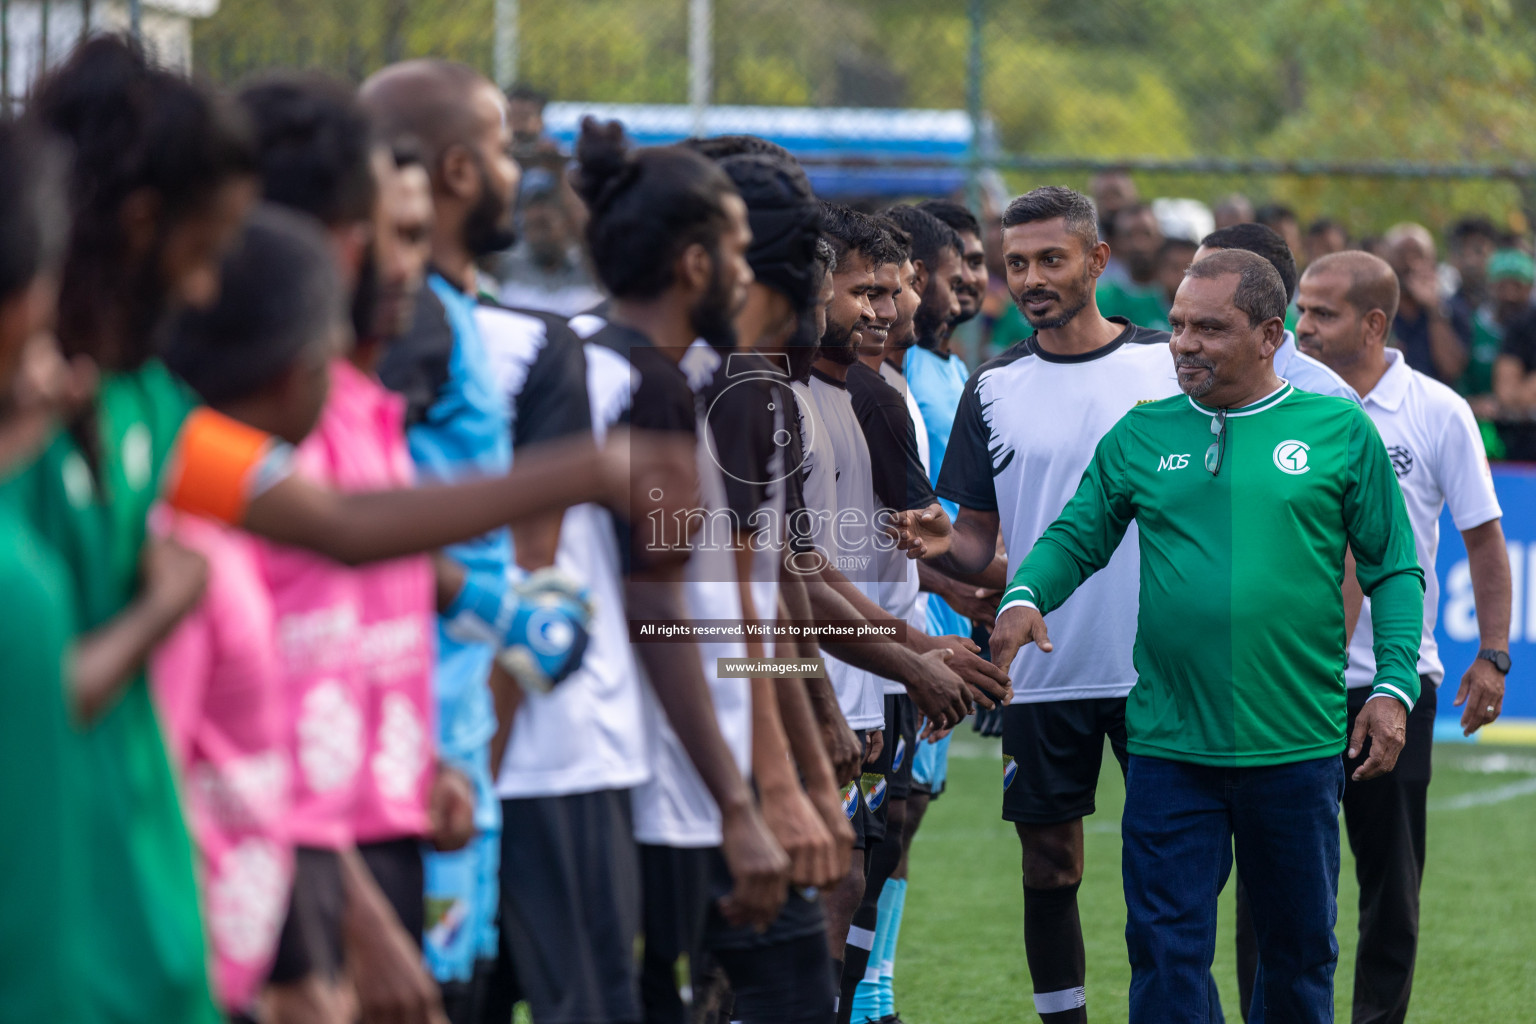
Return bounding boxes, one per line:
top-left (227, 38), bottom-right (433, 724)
top-left (541, 102), bottom-right (995, 199)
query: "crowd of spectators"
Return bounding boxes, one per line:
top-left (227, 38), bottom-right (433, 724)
top-left (484, 98), bottom-right (1536, 463)
top-left (967, 172), bottom-right (1536, 461)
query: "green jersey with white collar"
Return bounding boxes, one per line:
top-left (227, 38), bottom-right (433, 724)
top-left (1002, 383), bottom-right (1424, 767)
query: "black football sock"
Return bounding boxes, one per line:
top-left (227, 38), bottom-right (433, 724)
top-left (838, 900), bottom-right (879, 1024)
top-left (1024, 881), bottom-right (1087, 1023)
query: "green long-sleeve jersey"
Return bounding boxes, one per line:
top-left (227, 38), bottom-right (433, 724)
top-left (1001, 383), bottom-right (1425, 767)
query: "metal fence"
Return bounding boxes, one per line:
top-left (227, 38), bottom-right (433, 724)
top-left (5, 0), bottom-right (1536, 236)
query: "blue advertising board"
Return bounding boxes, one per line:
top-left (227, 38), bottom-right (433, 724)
top-left (1432, 463), bottom-right (1536, 742)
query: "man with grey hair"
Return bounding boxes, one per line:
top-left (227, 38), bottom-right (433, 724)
top-left (992, 247), bottom-right (1425, 1024)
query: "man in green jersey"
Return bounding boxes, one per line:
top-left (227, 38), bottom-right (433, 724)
top-left (0, 115), bottom-right (91, 1024)
top-left (991, 248), bottom-right (1424, 1024)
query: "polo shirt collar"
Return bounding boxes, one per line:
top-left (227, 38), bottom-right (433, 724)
top-left (1272, 330), bottom-right (1298, 377)
top-left (1363, 348), bottom-right (1411, 412)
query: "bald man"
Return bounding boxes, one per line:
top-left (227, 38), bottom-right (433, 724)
top-left (1294, 251), bottom-right (1509, 1024)
top-left (361, 62), bottom-right (523, 1023)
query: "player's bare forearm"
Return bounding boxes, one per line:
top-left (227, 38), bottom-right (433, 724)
top-left (487, 661), bottom-right (525, 776)
top-left (805, 566), bottom-right (916, 679)
top-left (432, 554), bottom-right (465, 613)
top-left (776, 676), bottom-right (837, 787)
top-left (919, 558), bottom-right (1006, 615)
top-left (511, 513), bottom-right (564, 572)
top-left (1465, 519), bottom-right (1512, 650)
top-left (779, 572), bottom-right (857, 778)
top-left (73, 596), bottom-right (191, 722)
top-left (765, 586), bottom-right (836, 789)
top-left (72, 537), bottom-right (207, 723)
top-left (1456, 519), bottom-right (1512, 734)
top-left (924, 506), bottom-right (1001, 580)
top-left (245, 434), bottom-right (611, 566)
top-left (737, 551), bottom-right (797, 795)
top-left (340, 845), bottom-right (446, 1023)
top-left (803, 672), bottom-right (847, 732)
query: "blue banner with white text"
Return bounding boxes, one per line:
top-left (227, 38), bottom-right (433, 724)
top-left (1432, 463), bottom-right (1536, 736)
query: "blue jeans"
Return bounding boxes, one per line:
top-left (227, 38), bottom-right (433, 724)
top-left (1123, 755), bottom-right (1344, 1024)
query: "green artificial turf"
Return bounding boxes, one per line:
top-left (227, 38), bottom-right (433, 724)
top-left (893, 733), bottom-right (1536, 1023)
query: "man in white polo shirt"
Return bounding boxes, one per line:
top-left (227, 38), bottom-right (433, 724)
top-left (1196, 222), bottom-right (1362, 406)
top-left (1296, 250), bottom-right (1512, 1024)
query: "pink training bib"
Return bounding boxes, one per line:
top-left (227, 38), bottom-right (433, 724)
top-left (255, 366), bottom-right (368, 852)
top-left (312, 360), bottom-right (436, 844)
top-left (150, 509), bottom-right (293, 1012)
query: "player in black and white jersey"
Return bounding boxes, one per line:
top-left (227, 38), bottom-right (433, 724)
top-left (567, 120), bottom-right (792, 1024)
top-left (923, 186), bottom-right (1180, 1024)
top-left (799, 202), bottom-right (1008, 1023)
top-left (478, 262), bottom-right (656, 1024)
top-left (839, 216), bottom-right (936, 1024)
top-left (853, 203), bottom-right (970, 1024)
top-left (682, 147), bottom-right (859, 1024)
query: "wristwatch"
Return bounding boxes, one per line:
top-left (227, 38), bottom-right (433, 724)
top-left (1477, 649), bottom-right (1512, 674)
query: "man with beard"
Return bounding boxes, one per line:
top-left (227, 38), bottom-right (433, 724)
top-left (359, 60), bottom-right (530, 1020)
top-left (1298, 251), bottom-right (1507, 1024)
top-left (842, 217), bottom-right (948, 1024)
top-left (1195, 223), bottom-right (1360, 406)
top-left (797, 204), bottom-right (1002, 1024)
top-left (854, 202), bottom-right (979, 1024)
top-left (926, 187), bottom-right (1178, 1024)
top-left (683, 150), bottom-right (852, 1024)
top-left (992, 248), bottom-right (1423, 1024)
top-left (1097, 203), bottom-right (1170, 331)
top-left (917, 198), bottom-right (989, 330)
top-left (903, 202), bottom-right (997, 640)
top-left (240, 73), bottom-right (468, 1024)
top-left (1193, 222), bottom-right (1363, 1024)
top-left (905, 200), bottom-right (1006, 739)
top-left (568, 121), bottom-right (795, 1024)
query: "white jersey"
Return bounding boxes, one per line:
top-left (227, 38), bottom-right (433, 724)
top-left (595, 336), bottom-right (751, 848)
top-left (794, 369), bottom-right (887, 730)
top-left (936, 321), bottom-right (1179, 703)
top-left (478, 306), bottom-right (649, 799)
top-left (1346, 349), bottom-right (1502, 688)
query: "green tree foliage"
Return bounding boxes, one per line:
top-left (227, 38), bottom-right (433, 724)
top-left (192, 0), bottom-right (1536, 233)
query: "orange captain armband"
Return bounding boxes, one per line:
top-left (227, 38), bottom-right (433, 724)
top-left (163, 407), bottom-right (278, 525)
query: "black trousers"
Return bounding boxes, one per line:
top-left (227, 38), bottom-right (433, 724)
top-left (1236, 679), bottom-right (1435, 1024)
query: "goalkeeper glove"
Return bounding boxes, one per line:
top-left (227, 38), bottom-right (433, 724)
top-left (444, 567), bottom-right (594, 692)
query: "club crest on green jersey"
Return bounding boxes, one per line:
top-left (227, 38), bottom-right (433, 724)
top-left (1273, 440), bottom-right (1311, 475)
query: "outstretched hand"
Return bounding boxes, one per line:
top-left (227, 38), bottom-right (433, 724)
top-left (989, 604), bottom-right (1052, 674)
top-left (893, 503), bottom-right (953, 559)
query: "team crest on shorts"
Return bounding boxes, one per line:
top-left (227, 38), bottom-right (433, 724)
top-left (1003, 754), bottom-right (1018, 790)
top-left (861, 772), bottom-right (888, 811)
top-left (841, 782), bottom-right (860, 820)
top-left (892, 735), bottom-right (907, 773)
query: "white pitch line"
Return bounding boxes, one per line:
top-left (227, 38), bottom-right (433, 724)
top-left (1428, 775), bottom-right (1536, 811)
